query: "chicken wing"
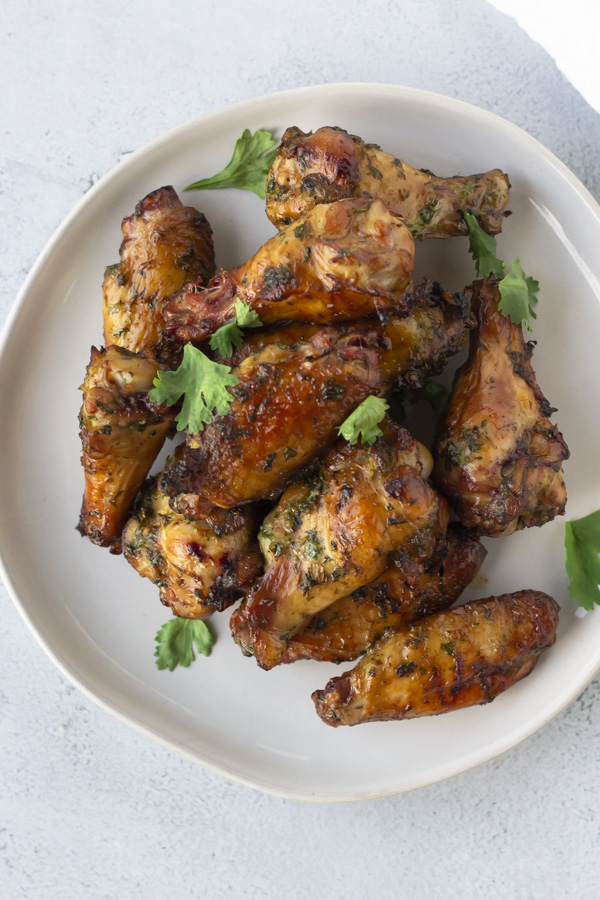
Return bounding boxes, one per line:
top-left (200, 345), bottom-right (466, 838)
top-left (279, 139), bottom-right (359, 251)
top-left (164, 197), bottom-right (415, 344)
top-left (122, 467), bottom-right (262, 618)
top-left (103, 186), bottom-right (215, 363)
top-left (230, 422), bottom-right (446, 670)
top-left (265, 126), bottom-right (510, 238)
top-left (159, 282), bottom-right (474, 509)
top-left (432, 278), bottom-right (569, 535)
top-left (77, 345), bottom-right (176, 552)
top-left (284, 524), bottom-right (486, 664)
top-left (313, 589), bottom-right (559, 726)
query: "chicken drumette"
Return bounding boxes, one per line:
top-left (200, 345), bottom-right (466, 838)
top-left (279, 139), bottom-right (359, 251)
top-left (230, 421), bottom-right (447, 670)
top-left (265, 126), bottom-right (510, 238)
top-left (432, 278), bottom-right (569, 535)
top-left (164, 197), bottom-right (415, 344)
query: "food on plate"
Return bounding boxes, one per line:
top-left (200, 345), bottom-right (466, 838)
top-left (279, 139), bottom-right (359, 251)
top-left (432, 277), bottom-right (569, 535)
top-left (102, 185), bottom-right (215, 363)
top-left (77, 345), bottom-right (176, 552)
top-left (158, 281), bottom-right (474, 508)
top-left (230, 421), bottom-right (447, 670)
top-left (164, 197), bottom-right (415, 344)
top-left (312, 590), bottom-right (559, 726)
top-left (284, 524), bottom-right (486, 664)
top-left (123, 452), bottom-right (262, 618)
top-left (265, 126), bottom-right (510, 237)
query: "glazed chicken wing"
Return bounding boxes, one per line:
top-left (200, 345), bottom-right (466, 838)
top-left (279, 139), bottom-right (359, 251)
top-left (284, 524), bottom-right (486, 664)
top-left (103, 186), bottom-right (215, 363)
top-left (432, 278), bottom-right (569, 535)
top-left (160, 282), bottom-right (474, 509)
top-left (164, 197), bottom-right (415, 344)
top-left (230, 422), bottom-right (447, 670)
top-left (122, 467), bottom-right (262, 619)
top-left (77, 345), bottom-right (176, 552)
top-left (265, 126), bottom-right (510, 238)
top-left (313, 590), bottom-right (559, 726)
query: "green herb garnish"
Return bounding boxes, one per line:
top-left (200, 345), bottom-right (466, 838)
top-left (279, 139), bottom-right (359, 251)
top-left (565, 510), bottom-right (600, 611)
top-left (463, 212), bottom-right (539, 330)
top-left (149, 343), bottom-right (238, 434)
top-left (338, 396), bottom-right (389, 445)
top-left (184, 128), bottom-right (278, 199)
top-left (154, 618), bottom-right (215, 671)
top-left (209, 298), bottom-right (262, 358)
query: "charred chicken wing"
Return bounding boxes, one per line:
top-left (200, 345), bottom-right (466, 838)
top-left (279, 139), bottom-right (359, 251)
top-left (122, 468), bottom-right (261, 619)
top-left (284, 524), bottom-right (486, 664)
top-left (103, 186), bottom-right (215, 362)
top-left (265, 126), bottom-right (510, 238)
top-left (313, 590), bottom-right (559, 726)
top-left (432, 278), bottom-right (569, 535)
top-left (230, 422), bottom-right (447, 670)
top-left (77, 345), bottom-right (176, 552)
top-left (164, 197), bottom-right (415, 344)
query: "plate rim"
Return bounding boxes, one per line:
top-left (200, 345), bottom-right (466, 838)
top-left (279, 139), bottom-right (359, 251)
top-left (2, 81), bottom-right (600, 802)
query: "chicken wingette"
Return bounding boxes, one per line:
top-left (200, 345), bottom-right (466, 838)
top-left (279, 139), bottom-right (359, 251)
top-left (159, 282), bottom-right (474, 508)
top-left (122, 467), bottom-right (261, 619)
top-left (313, 590), bottom-right (559, 726)
top-left (164, 197), bottom-right (415, 344)
top-left (283, 524), bottom-right (486, 664)
top-left (265, 126), bottom-right (510, 237)
top-left (230, 421), bottom-right (447, 670)
top-left (432, 278), bottom-right (569, 535)
top-left (103, 185), bottom-right (215, 363)
top-left (77, 345), bottom-right (176, 552)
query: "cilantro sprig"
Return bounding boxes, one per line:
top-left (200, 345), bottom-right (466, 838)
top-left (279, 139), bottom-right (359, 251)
top-left (565, 510), bottom-right (600, 611)
top-left (464, 212), bottom-right (539, 330)
top-left (184, 128), bottom-right (278, 199)
top-left (149, 343), bottom-right (238, 434)
top-left (339, 396), bottom-right (389, 445)
top-left (209, 298), bottom-right (262, 358)
top-left (155, 618), bottom-right (215, 671)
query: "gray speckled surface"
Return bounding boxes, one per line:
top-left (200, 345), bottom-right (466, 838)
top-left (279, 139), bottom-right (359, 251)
top-left (2, 1), bottom-right (600, 897)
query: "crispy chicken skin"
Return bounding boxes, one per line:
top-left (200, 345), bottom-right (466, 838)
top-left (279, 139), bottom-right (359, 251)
top-left (102, 186), bottom-right (215, 362)
top-left (77, 345), bottom-right (176, 552)
top-left (265, 126), bottom-right (510, 238)
top-left (122, 469), bottom-right (262, 619)
top-left (164, 197), bottom-right (415, 344)
top-left (313, 590), bottom-right (559, 726)
top-left (284, 524), bottom-right (486, 664)
top-left (230, 422), bottom-right (447, 670)
top-left (159, 283), bottom-right (474, 509)
top-left (432, 278), bottom-right (569, 536)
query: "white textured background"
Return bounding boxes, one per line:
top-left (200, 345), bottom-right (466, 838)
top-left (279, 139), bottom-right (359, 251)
top-left (2, 1), bottom-right (600, 897)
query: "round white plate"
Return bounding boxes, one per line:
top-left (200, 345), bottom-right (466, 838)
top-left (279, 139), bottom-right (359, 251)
top-left (2, 83), bottom-right (600, 802)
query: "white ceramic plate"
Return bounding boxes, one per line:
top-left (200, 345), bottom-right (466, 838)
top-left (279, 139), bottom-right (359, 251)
top-left (2, 84), bottom-right (600, 802)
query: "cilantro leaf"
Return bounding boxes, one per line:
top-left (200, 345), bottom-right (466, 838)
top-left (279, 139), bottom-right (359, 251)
top-left (463, 212), bottom-right (505, 278)
top-left (154, 618), bottom-right (215, 671)
top-left (184, 128), bottom-right (278, 199)
top-left (498, 258), bottom-right (539, 331)
top-left (339, 396), bottom-right (389, 445)
top-left (149, 343), bottom-right (238, 434)
top-left (209, 298), bottom-right (262, 358)
top-left (389, 381), bottom-right (450, 423)
top-left (565, 510), bottom-right (600, 611)
top-left (463, 213), bottom-right (540, 331)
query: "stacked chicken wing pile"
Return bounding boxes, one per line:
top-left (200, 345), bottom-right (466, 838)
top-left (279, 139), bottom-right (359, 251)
top-left (78, 127), bottom-right (568, 726)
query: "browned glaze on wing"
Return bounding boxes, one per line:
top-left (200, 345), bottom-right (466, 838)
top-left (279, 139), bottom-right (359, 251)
top-left (230, 422), bottom-right (447, 670)
top-left (164, 198), bottom-right (415, 344)
top-left (265, 126), bottom-right (510, 237)
top-left (77, 346), bottom-right (176, 552)
top-left (284, 524), bottom-right (486, 664)
top-left (122, 461), bottom-right (262, 618)
top-left (102, 186), bottom-right (215, 363)
top-left (432, 278), bottom-right (569, 536)
top-left (313, 590), bottom-right (559, 726)
top-left (159, 283), bottom-right (474, 509)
